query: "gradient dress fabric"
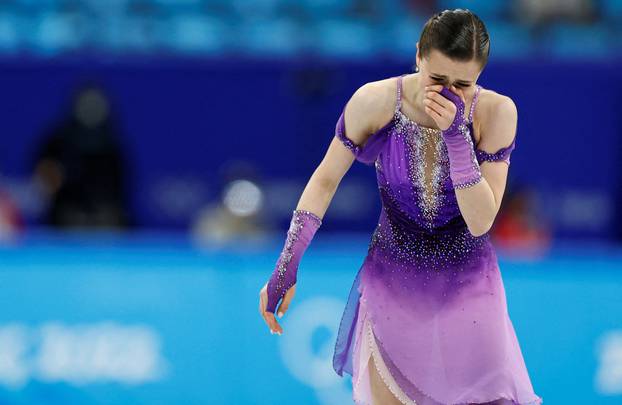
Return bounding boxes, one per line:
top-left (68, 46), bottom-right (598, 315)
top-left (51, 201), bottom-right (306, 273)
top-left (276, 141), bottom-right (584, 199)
top-left (332, 74), bottom-right (542, 405)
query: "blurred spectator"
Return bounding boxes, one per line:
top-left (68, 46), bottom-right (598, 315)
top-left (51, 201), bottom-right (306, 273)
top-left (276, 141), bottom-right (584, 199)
top-left (517, 0), bottom-right (597, 25)
top-left (192, 160), bottom-right (268, 247)
top-left (403, 0), bottom-right (438, 16)
top-left (491, 185), bottom-right (552, 254)
top-left (0, 182), bottom-right (23, 241)
top-left (32, 83), bottom-right (131, 230)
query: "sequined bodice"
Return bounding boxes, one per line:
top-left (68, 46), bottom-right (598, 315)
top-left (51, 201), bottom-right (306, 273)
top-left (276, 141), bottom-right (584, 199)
top-left (375, 112), bottom-right (456, 230)
top-left (369, 106), bottom-right (487, 271)
top-left (334, 74), bottom-right (517, 269)
top-left (372, 84), bottom-right (480, 233)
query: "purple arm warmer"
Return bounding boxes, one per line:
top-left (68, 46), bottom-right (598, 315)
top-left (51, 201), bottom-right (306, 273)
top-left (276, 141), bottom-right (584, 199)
top-left (265, 209), bottom-right (322, 314)
top-left (439, 87), bottom-right (483, 190)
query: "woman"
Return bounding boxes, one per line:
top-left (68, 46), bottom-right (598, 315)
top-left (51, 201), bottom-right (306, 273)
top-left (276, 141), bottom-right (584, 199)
top-left (259, 8), bottom-right (543, 405)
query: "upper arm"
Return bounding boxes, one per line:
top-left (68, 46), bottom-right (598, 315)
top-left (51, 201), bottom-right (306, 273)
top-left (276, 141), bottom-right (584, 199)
top-left (339, 81), bottom-right (393, 149)
top-left (478, 95), bottom-right (518, 213)
top-left (316, 81), bottom-right (393, 187)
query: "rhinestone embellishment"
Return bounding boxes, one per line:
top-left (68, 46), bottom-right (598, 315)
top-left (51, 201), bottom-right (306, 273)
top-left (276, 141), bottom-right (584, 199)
top-left (393, 110), bottom-right (450, 228)
top-left (274, 209), bottom-right (321, 297)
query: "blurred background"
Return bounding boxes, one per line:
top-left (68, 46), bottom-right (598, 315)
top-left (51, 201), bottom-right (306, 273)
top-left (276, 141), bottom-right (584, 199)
top-left (0, 0), bottom-right (620, 403)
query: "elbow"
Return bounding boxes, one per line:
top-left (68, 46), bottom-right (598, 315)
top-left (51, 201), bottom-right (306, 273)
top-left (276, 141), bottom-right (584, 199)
top-left (314, 164), bottom-right (342, 192)
top-left (468, 220), bottom-right (493, 237)
top-left (318, 176), bottom-right (339, 193)
top-left (315, 173), bottom-right (338, 191)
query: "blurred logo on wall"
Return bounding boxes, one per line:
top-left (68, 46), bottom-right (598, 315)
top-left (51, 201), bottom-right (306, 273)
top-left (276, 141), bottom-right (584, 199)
top-left (0, 322), bottom-right (168, 389)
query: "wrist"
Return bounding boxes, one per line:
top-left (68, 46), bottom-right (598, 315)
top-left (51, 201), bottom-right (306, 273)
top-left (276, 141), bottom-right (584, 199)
top-left (441, 117), bottom-right (467, 139)
top-left (452, 171), bottom-right (483, 189)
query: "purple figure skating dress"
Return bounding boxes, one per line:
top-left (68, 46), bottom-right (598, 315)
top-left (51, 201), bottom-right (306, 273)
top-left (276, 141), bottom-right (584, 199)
top-left (332, 74), bottom-right (542, 405)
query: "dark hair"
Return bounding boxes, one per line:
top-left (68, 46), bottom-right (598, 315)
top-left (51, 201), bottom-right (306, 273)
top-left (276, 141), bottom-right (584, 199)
top-left (416, 9), bottom-right (490, 70)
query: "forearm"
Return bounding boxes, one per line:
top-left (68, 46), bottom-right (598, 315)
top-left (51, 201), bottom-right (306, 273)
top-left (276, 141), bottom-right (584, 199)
top-left (455, 177), bottom-right (497, 237)
top-left (433, 87), bottom-right (500, 236)
top-left (294, 168), bottom-right (339, 220)
top-left (264, 169), bottom-right (338, 313)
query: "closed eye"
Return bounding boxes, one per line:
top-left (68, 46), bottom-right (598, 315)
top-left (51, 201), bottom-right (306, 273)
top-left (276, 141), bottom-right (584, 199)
top-left (430, 77), bottom-right (469, 88)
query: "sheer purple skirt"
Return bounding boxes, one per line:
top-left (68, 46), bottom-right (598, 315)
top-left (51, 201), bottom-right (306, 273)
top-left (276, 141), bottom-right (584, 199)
top-left (333, 243), bottom-right (543, 405)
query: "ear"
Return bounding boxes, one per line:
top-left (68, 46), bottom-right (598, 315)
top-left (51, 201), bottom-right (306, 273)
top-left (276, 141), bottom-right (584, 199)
top-left (414, 44), bottom-right (421, 70)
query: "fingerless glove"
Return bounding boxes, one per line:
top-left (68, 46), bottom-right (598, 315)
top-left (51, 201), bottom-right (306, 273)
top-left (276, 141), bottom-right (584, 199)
top-left (439, 87), bottom-right (483, 190)
top-left (265, 209), bottom-right (322, 313)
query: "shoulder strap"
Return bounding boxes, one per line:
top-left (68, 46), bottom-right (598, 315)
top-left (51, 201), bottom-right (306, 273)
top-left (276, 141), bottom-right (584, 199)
top-left (395, 74), bottom-right (404, 114)
top-left (468, 84), bottom-right (482, 124)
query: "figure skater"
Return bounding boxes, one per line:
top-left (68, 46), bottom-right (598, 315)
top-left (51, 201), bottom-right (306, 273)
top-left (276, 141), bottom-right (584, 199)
top-left (259, 8), bottom-right (543, 405)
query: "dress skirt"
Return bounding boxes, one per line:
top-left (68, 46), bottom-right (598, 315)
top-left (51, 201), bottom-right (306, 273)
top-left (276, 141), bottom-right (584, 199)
top-left (352, 284), bottom-right (417, 404)
top-left (334, 243), bottom-right (544, 405)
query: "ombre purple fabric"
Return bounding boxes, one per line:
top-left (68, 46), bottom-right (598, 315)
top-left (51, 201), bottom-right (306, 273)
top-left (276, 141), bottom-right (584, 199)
top-left (332, 74), bottom-right (541, 404)
top-left (266, 209), bottom-right (322, 314)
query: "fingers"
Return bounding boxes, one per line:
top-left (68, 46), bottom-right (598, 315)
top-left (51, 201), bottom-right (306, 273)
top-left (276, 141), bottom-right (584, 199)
top-left (451, 85), bottom-right (466, 104)
top-left (425, 89), bottom-right (455, 126)
top-left (259, 284), bottom-right (283, 335)
top-left (424, 104), bottom-right (443, 122)
top-left (423, 96), bottom-right (445, 117)
top-left (427, 83), bottom-right (464, 99)
top-left (425, 88), bottom-right (454, 112)
top-left (426, 84), bottom-right (443, 93)
top-left (259, 286), bottom-right (269, 325)
top-left (265, 311), bottom-right (283, 335)
top-left (276, 284), bottom-right (296, 319)
top-left (445, 87), bottom-right (464, 108)
top-left (259, 283), bottom-right (267, 315)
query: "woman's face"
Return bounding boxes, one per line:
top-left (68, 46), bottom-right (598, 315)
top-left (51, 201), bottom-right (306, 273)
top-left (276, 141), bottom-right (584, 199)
top-left (415, 45), bottom-right (482, 97)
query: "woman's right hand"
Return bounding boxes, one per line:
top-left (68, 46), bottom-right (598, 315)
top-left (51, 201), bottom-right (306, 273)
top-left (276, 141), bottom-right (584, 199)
top-left (259, 281), bottom-right (296, 335)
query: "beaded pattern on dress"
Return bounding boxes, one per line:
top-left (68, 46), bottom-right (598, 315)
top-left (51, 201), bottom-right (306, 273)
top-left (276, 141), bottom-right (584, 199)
top-left (370, 205), bottom-right (488, 274)
top-left (335, 111), bottom-right (362, 156)
top-left (334, 76), bottom-right (498, 274)
top-left (366, 76), bottom-right (489, 274)
top-left (475, 140), bottom-right (515, 164)
top-left (395, 111), bottom-right (449, 230)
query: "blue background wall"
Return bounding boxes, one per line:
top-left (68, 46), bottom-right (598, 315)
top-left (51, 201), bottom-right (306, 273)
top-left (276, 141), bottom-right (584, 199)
top-left (1, 57), bottom-right (620, 238)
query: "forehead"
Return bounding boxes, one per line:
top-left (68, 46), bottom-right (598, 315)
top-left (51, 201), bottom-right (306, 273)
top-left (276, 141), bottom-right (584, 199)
top-left (423, 49), bottom-right (481, 81)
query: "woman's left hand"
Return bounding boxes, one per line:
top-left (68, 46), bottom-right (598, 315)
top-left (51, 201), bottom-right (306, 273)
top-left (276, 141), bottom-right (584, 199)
top-left (423, 84), bottom-right (467, 131)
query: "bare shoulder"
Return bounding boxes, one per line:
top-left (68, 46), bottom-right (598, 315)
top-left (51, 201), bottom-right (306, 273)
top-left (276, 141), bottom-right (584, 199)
top-left (474, 87), bottom-right (518, 151)
top-left (341, 76), bottom-right (397, 147)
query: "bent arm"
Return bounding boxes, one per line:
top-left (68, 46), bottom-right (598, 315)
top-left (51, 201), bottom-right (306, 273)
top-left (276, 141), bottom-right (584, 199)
top-left (295, 82), bottom-right (391, 219)
top-left (456, 96), bottom-right (517, 236)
